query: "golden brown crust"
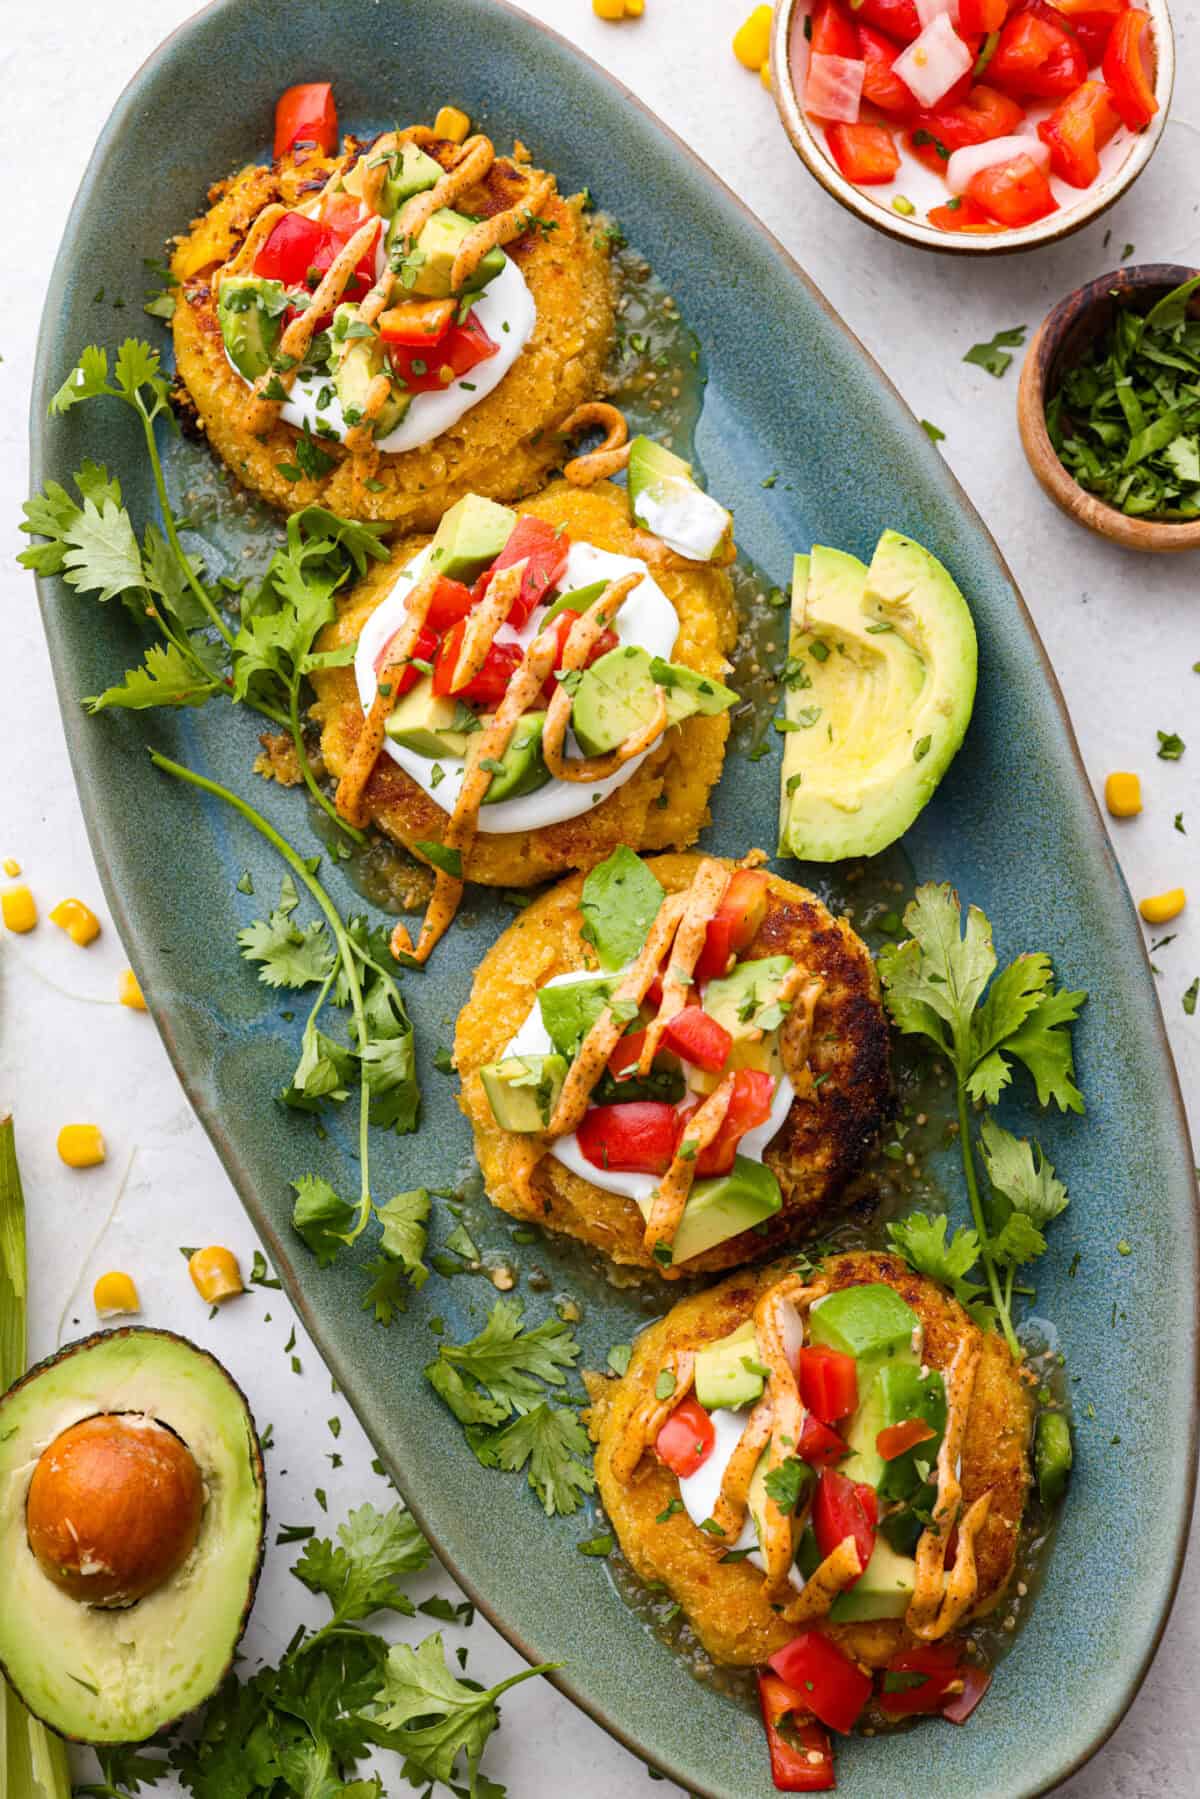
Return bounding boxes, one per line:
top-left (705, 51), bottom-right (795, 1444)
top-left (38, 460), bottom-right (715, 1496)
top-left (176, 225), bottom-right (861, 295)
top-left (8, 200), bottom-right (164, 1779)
top-left (588, 1251), bottom-right (1032, 1668)
top-left (454, 854), bottom-right (891, 1274)
top-left (170, 140), bottom-right (614, 526)
top-left (309, 483), bottom-right (738, 886)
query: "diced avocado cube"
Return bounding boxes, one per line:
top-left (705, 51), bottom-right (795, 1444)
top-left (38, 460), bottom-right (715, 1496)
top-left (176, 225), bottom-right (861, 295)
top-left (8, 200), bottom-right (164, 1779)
top-left (642, 1155), bottom-right (782, 1267)
top-left (427, 494), bottom-right (517, 583)
top-left (217, 275), bottom-right (287, 380)
top-left (843, 1362), bottom-right (944, 1497)
top-left (539, 581), bottom-right (609, 626)
top-left (828, 1536), bottom-right (916, 1622)
top-left (694, 1322), bottom-right (766, 1411)
top-left (702, 956), bottom-right (794, 1044)
top-left (649, 658), bottom-right (738, 726)
top-left (384, 676), bottom-right (471, 759)
top-left (1035, 1410), bottom-right (1072, 1506)
top-left (381, 143), bottom-right (443, 217)
top-left (808, 1284), bottom-right (922, 1366)
top-left (570, 646), bottom-right (733, 758)
top-left (627, 435), bottom-right (732, 563)
top-left (480, 1054), bottom-right (567, 1133)
top-left (880, 1481), bottom-right (938, 1558)
top-left (406, 208), bottom-right (506, 299)
top-left (537, 974), bottom-right (620, 1060)
top-left (332, 311), bottom-right (411, 439)
top-left (795, 1522), bottom-right (822, 1579)
top-left (479, 712), bottom-right (551, 806)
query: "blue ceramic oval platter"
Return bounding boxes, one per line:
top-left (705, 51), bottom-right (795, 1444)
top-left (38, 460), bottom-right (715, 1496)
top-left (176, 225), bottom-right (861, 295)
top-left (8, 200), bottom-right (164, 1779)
top-left (28, 1), bottom-right (1198, 1794)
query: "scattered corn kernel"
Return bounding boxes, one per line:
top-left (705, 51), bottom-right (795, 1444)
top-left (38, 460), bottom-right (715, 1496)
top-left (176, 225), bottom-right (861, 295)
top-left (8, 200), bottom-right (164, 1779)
top-left (2, 886), bottom-right (37, 934)
top-left (188, 1245), bottom-right (245, 1305)
top-left (593, 0), bottom-right (627, 17)
top-left (434, 105), bottom-right (470, 143)
top-left (760, 58), bottom-right (773, 89)
top-left (892, 195), bottom-right (916, 216)
top-left (733, 5), bottom-right (773, 69)
top-left (58, 1124), bottom-right (107, 1168)
top-left (1105, 771), bottom-right (1142, 818)
top-left (94, 1271), bottom-right (140, 1316)
top-left (49, 897), bottom-right (101, 947)
top-left (118, 968), bottom-right (148, 1011)
top-left (1138, 888), bottom-right (1186, 925)
top-left (3, 857), bottom-right (21, 877)
top-left (624, 0), bottom-right (645, 13)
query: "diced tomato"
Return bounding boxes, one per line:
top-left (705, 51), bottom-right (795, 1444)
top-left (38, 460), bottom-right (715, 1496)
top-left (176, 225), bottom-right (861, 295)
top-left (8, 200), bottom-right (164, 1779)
top-left (942, 1663), bottom-right (992, 1723)
top-left (695, 868), bottom-right (771, 981)
top-left (958, 0), bottom-right (1010, 31)
top-left (797, 1347), bottom-right (859, 1424)
top-left (825, 121), bottom-right (900, 184)
top-left (756, 1674), bottom-right (837, 1792)
top-left (578, 1102), bottom-right (679, 1175)
top-left (607, 1028), bottom-right (649, 1082)
top-left (811, 0), bottom-right (862, 58)
top-left (854, 0), bottom-right (923, 44)
top-left (876, 1416), bottom-right (937, 1460)
top-left (374, 622), bottom-right (438, 697)
top-left (1037, 78), bottom-right (1121, 183)
top-left (274, 82), bottom-right (337, 161)
top-left (425, 577), bottom-right (476, 632)
top-left (537, 609), bottom-right (619, 701)
top-left (654, 1395), bottom-right (715, 1477)
top-left (878, 1643), bottom-right (965, 1716)
top-left (859, 24), bottom-right (917, 114)
top-left (389, 312), bottom-right (499, 395)
top-left (679, 1067), bottom-right (776, 1176)
top-left (812, 1469), bottom-right (875, 1580)
top-left (1051, 0), bottom-right (1125, 13)
top-left (990, 7), bottom-right (1086, 95)
top-left (798, 1412), bottom-right (849, 1467)
top-left (430, 620), bottom-right (522, 704)
top-left (1102, 6), bottom-right (1157, 127)
top-left (474, 515), bottom-right (571, 630)
top-left (767, 1632), bottom-right (873, 1735)
top-left (962, 80), bottom-right (1028, 132)
top-left (967, 149), bottom-right (1059, 222)
top-left (252, 209), bottom-right (378, 308)
top-left (377, 299), bottom-right (456, 347)
top-left (661, 1006), bottom-right (734, 1073)
top-left (927, 194), bottom-right (1000, 230)
top-left (1058, 1), bottom-right (1125, 61)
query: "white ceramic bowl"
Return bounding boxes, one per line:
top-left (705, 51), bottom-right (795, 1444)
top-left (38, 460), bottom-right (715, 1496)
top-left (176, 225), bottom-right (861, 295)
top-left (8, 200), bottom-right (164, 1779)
top-left (771, 0), bottom-right (1175, 254)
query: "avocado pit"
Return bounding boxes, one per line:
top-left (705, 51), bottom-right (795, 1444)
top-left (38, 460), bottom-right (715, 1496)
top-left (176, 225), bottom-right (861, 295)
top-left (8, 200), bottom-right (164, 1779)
top-left (26, 1412), bottom-right (204, 1607)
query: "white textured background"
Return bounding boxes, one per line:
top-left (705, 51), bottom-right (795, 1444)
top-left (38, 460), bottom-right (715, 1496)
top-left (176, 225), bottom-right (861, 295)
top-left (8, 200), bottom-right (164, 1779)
top-left (1, 1), bottom-right (1197, 1792)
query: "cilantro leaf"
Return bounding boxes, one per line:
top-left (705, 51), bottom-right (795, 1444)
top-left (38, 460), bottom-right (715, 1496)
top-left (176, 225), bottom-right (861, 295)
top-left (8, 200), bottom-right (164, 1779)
top-left (60, 493), bottom-right (146, 603)
top-left (963, 325), bottom-right (1027, 379)
top-left (476, 1402), bottom-right (596, 1516)
top-left (579, 845), bottom-right (665, 969)
top-left (293, 1502), bottom-right (430, 1624)
top-left (369, 1633), bottom-right (554, 1793)
top-left (238, 881), bottom-right (336, 989)
top-left (979, 1115), bottom-right (1069, 1228)
top-left (427, 1297), bottom-right (581, 1418)
top-left (976, 981), bottom-right (1087, 1114)
top-left (425, 1359), bottom-right (510, 1428)
top-left (763, 1455), bottom-right (810, 1513)
top-left (84, 640), bottom-right (220, 713)
top-left (887, 1213), bottom-right (987, 1313)
top-left (877, 883), bottom-right (996, 1063)
top-left (988, 1211), bottom-right (1047, 1266)
top-left (293, 1175), bottom-right (356, 1266)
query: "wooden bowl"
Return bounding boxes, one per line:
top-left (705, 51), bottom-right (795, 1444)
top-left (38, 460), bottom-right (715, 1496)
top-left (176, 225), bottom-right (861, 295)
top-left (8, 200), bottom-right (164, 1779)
top-left (1018, 264), bottom-right (1200, 553)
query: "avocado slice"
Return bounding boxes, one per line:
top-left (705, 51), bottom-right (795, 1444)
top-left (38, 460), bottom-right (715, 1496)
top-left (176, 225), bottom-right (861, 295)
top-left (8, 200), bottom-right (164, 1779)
top-left (778, 531), bottom-right (978, 863)
top-left (427, 494), bottom-right (517, 583)
top-left (380, 142), bottom-right (442, 217)
top-left (1036, 1410), bottom-right (1072, 1505)
top-left (843, 1362), bottom-right (945, 1496)
top-left (808, 1283), bottom-right (921, 1365)
top-left (480, 1053), bottom-right (568, 1132)
top-left (637, 1155), bottom-right (783, 1267)
top-left (216, 274), bottom-right (287, 380)
top-left (331, 305), bottom-right (411, 439)
top-left (406, 208), bottom-right (507, 298)
top-left (570, 645), bottom-right (737, 757)
top-left (384, 676), bottom-right (470, 759)
top-left (538, 973), bottom-right (621, 1060)
top-left (0, 1327), bottom-right (265, 1744)
top-left (539, 580), bottom-right (609, 626)
top-left (627, 436), bottom-right (733, 563)
top-left (694, 1321), bottom-right (767, 1411)
top-left (827, 1536), bottom-right (917, 1622)
top-left (703, 955), bottom-right (794, 1044)
top-left (478, 711), bottom-right (551, 806)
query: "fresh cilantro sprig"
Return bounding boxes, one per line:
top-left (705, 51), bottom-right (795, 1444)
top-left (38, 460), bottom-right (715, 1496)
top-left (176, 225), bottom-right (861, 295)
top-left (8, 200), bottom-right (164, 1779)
top-left (425, 1298), bottom-right (595, 1516)
top-left (879, 884), bottom-right (1085, 1355)
top-left (150, 752), bottom-right (422, 1294)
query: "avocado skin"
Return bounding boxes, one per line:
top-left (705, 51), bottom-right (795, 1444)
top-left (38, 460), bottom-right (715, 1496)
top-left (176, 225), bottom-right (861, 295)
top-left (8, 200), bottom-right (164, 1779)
top-left (0, 1327), bottom-right (266, 1745)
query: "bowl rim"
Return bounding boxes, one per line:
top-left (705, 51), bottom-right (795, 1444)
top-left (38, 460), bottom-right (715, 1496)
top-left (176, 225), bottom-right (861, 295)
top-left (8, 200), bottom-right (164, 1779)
top-left (1017, 261), bottom-right (1200, 550)
top-left (770, 0), bottom-right (1176, 257)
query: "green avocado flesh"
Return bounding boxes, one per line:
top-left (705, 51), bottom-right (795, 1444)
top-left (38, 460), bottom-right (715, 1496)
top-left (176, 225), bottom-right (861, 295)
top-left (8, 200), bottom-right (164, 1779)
top-left (635, 1155), bottom-right (782, 1265)
top-left (828, 1535), bottom-right (917, 1622)
top-left (385, 677), bottom-right (469, 759)
top-left (427, 494), bottom-right (516, 583)
top-left (480, 1053), bottom-right (567, 1131)
top-left (216, 275), bottom-right (285, 381)
top-left (626, 436), bottom-right (733, 563)
top-left (694, 1321), bottom-right (766, 1411)
top-left (380, 142), bottom-right (441, 217)
top-left (571, 645), bottom-right (736, 757)
top-left (0, 1328), bottom-right (264, 1744)
top-left (406, 208), bottom-right (506, 298)
top-left (778, 531), bottom-right (978, 862)
top-left (479, 710), bottom-right (551, 805)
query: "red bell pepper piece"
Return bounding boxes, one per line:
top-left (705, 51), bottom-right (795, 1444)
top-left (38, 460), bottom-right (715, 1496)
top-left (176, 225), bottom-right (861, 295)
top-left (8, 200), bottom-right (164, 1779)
top-left (990, 7), bottom-right (1086, 97)
top-left (968, 150), bottom-right (1059, 223)
top-left (907, 81), bottom-right (1024, 170)
top-left (878, 1642), bottom-right (965, 1716)
top-left (876, 1416), bottom-right (937, 1460)
top-left (1060, 2), bottom-right (1126, 63)
top-left (942, 1662), bottom-right (992, 1723)
top-left (1102, 6), bottom-right (1157, 127)
top-left (388, 312), bottom-right (499, 395)
top-left (425, 576), bottom-right (476, 632)
top-left (578, 1102), bottom-right (679, 1175)
top-left (927, 195), bottom-right (1000, 231)
top-left (824, 122), bottom-right (900, 185)
top-left (859, 24), bottom-right (917, 115)
top-left (377, 299), bottom-right (457, 347)
top-left (676, 1067), bottom-right (776, 1176)
top-left (853, 0), bottom-right (922, 44)
top-left (797, 1347), bottom-right (859, 1423)
top-left (767, 1632), bottom-right (873, 1735)
top-left (274, 82), bottom-right (337, 161)
top-left (660, 1006), bottom-right (734, 1072)
top-left (756, 1674), bottom-right (837, 1792)
top-left (474, 515), bottom-right (572, 630)
top-left (374, 622), bottom-right (439, 697)
top-left (253, 210), bottom-right (379, 308)
top-left (811, 0), bottom-right (862, 58)
top-left (1037, 78), bottom-right (1121, 184)
top-left (695, 868), bottom-right (771, 981)
top-left (537, 609), bottom-right (619, 701)
top-left (957, 0), bottom-right (1009, 31)
top-left (812, 1469), bottom-right (875, 1579)
top-left (655, 1394), bottom-right (715, 1477)
top-left (798, 1412), bottom-right (849, 1467)
top-left (431, 620), bottom-right (522, 704)
top-left (607, 1028), bottom-right (649, 1083)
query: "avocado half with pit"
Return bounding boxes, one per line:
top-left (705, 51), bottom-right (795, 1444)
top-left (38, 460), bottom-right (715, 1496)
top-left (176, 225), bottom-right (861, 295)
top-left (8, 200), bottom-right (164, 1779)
top-left (0, 1327), bottom-right (266, 1743)
top-left (778, 530), bottom-right (978, 861)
